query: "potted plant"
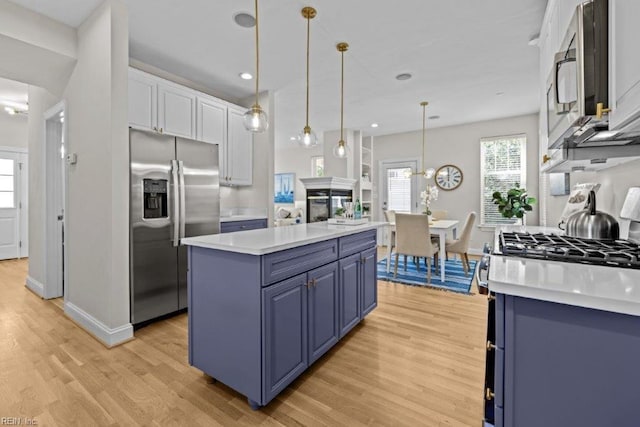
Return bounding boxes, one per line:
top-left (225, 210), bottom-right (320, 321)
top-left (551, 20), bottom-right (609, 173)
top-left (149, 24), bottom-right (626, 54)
top-left (420, 185), bottom-right (439, 220)
top-left (492, 183), bottom-right (536, 224)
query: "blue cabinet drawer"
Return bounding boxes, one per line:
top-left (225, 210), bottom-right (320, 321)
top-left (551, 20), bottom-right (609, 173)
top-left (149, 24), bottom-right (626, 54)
top-left (220, 219), bottom-right (268, 234)
top-left (338, 230), bottom-right (377, 258)
top-left (262, 239), bottom-right (339, 286)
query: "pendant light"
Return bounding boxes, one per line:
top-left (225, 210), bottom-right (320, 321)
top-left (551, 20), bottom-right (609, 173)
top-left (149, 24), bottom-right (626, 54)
top-left (412, 101), bottom-right (435, 179)
top-left (297, 7), bottom-right (318, 147)
top-left (243, 0), bottom-right (268, 132)
top-left (333, 42), bottom-right (350, 159)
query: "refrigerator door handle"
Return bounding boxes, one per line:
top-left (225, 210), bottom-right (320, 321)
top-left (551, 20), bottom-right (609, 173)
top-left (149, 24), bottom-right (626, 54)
top-left (178, 160), bottom-right (186, 241)
top-left (171, 160), bottom-right (180, 247)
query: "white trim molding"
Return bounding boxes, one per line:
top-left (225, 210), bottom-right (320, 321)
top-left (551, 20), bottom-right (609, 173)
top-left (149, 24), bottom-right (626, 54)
top-left (0, 145), bottom-right (28, 153)
top-left (64, 301), bottom-right (134, 347)
top-left (25, 276), bottom-right (45, 297)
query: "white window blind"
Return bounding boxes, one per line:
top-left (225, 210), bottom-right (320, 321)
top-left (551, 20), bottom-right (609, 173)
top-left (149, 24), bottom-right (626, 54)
top-left (311, 156), bottom-right (324, 177)
top-left (480, 135), bottom-right (527, 226)
top-left (387, 168), bottom-right (412, 212)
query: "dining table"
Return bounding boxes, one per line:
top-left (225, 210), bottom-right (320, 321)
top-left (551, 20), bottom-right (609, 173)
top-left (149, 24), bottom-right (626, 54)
top-left (385, 218), bottom-right (459, 282)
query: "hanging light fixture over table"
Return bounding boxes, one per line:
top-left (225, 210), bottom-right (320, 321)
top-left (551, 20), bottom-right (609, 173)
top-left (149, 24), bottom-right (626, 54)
top-left (410, 101), bottom-right (436, 179)
top-left (243, 0), bottom-right (268, 132)
top-left (333, 42), bottom-right (350, 158)
top-left (297, 6), bottom-right (318, 147)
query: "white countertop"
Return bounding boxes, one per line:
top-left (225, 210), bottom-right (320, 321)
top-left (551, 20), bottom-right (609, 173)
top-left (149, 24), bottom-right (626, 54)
top-left (183, 221), bottom-right (387, 255)
top-left (489, 226), bottom-right (640, 316)
top-left (220, 215), bottom-right (268, 223)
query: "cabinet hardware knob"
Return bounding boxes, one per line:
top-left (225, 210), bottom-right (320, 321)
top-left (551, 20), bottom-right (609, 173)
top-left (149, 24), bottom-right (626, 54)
top-left (306, 281), bottom-right (312, 289)
top-left (542, 154), bottom-right (551, 164)
top-left (487, 294), bottom-right (496, 301)
top-left (486, 388), bottom-right (495, 401)
top-left (313, 279), bottom-right (317, 287)
top-left (487, 340), bottom-right (496, 351)
top-left (596, 102), bottom-right (611, 120)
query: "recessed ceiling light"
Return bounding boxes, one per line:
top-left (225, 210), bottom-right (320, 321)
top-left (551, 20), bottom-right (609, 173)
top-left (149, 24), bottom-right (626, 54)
top-left (395, 73), bottom-right (412, 81)
top-left (233, 12), bottom-right (256, 28)
top-left (239, 72), bottom-right (253, 80)
top-left (290, 136), bottom-right (297, 141)
top-left (496, 91), bottom-right (505, 96)
top-left (428, 115), bottom-right (440, 120)
top-left (371, 123), bottom-right (379, 128)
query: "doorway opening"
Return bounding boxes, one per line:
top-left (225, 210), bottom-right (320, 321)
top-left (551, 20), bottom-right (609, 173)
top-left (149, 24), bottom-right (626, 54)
top-left (43, 102), bottom-right (67, 300)
top-left (378, 159), bottom-right (419, 244)
top-left (0, 147), bottom-right (28, 260)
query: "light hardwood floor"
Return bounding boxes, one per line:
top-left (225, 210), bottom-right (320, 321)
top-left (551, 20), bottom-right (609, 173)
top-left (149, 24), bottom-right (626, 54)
top-left (0, 257), bottom-right (487, 426)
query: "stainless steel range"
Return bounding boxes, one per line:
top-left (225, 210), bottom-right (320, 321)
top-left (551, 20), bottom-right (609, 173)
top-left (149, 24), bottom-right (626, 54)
top-left (496, 232), bottom-right (640, 269)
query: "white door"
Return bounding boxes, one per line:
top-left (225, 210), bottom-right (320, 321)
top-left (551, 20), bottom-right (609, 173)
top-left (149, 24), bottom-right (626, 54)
top-left (0, 152), bottom-right (23, 260)
top-left (226, 107), bottom-right (253, 186)
top-left (380, 160), bottom-right (419, 216)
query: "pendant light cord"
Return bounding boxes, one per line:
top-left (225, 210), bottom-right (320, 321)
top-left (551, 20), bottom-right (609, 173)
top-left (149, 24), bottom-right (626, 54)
top-left (305, 13), bottom-right (311, 128)
top-left (254, 0), bottom-right (260, 107)
top-left (422, 104), bottom-right (426, 171)
top-left (340, 49), bottom-right (344, 142)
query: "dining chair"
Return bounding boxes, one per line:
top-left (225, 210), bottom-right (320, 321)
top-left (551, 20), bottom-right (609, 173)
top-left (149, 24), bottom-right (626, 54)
top-left (445, 211), bottom-right (476, 276)
top-left (431, 210), bottom-right (448, 221)
top-left (394, 213), bottom-right (439, 284)
top-left (384, 209), bottom-right (396, 251)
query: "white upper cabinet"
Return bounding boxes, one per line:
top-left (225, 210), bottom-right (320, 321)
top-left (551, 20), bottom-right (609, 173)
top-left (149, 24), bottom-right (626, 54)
top-left (226, 106), bottom-right (253, 186)
top-left (196, 96), bottom-right (227, 145)
top-left (128, 68), bottom-right (157, 131)
top-left (128, 67), bottom-right (253, 186)
top-left (609, 0), bottom-right (640, 130)
top-left (158, 83), bottom-right (196, 139)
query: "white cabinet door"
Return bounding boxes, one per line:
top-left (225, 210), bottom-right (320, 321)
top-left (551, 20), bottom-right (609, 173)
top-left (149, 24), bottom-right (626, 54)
top-left (609, 0), bottom-right (640, 130)
top-left (128, 68), bottom-right (157, 131)
top-left (196, 96), bottom-right (227, 144)
top-left (226, 107), bottom-right (253, 186)
top-left (158, 83), bottom-right (196, 138)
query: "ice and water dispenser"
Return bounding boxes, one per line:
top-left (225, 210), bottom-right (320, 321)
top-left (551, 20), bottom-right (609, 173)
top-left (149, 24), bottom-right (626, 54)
top-left (143, 179), bottom-right (168, 219)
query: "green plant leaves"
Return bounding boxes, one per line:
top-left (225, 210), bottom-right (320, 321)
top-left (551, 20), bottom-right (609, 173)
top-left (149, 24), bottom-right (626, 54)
top-left (491, 185), bottom-right (536, 220)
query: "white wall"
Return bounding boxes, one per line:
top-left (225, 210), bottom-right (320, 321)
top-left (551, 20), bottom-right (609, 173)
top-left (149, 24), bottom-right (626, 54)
top-left (543, 159), bottom-right (640, 230)
top-left (27, 86), bottom-right (59, 287)
top-left (373, 113), bottom-right (540, 251)
top-left (61, 0), bottom-right (131, 338)
top-left (274, 143), bottom-right (323, 204)
top-left (0, 112), bottom-right (27, 148)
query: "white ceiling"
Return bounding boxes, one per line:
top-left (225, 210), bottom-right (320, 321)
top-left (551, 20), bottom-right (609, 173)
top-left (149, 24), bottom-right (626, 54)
top-left (9, 0), bottom-right (548, 145)
top-left (0, 76), bottom-right (28, 105)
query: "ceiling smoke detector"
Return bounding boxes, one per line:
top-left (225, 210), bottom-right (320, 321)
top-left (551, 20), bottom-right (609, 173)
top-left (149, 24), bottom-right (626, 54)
top-left (233, 12), bottom-right (256, 28)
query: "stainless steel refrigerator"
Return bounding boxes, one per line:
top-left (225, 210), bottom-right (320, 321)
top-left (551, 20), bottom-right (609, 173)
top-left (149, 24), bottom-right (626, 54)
top-left (130, 128), bottom-right (219, 325)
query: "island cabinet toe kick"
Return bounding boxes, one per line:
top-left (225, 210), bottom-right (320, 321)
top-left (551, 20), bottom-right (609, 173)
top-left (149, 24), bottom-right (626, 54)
top-left (187, 229), bottom-right (378, 409)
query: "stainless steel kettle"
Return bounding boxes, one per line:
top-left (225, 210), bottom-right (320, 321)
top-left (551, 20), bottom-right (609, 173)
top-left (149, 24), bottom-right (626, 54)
top-left (565, 191), bottom-right (620, 240)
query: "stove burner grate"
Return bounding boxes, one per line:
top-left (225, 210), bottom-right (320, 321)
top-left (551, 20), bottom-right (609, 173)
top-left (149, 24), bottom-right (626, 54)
top-left (499, 232), bottom-right (640, 269)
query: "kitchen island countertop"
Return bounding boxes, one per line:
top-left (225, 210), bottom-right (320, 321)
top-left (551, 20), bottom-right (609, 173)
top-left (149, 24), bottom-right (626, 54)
top-left (182, 221), bottom-right (387, 255)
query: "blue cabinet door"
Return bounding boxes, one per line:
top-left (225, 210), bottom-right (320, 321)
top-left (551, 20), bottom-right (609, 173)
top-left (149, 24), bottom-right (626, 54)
top-left (307, 262), bottom-right (339, 364)
top-left (262, 273), bottom-right (308, 404)
top-left (361, 247), bottom-right (377, 316)
top-left (338, 253), bottom-right (361, 337)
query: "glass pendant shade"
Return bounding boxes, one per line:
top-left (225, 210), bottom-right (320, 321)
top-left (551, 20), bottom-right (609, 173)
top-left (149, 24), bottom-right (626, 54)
top-left (243, 105), bottom-right (268, 132)
top-left (333, 140), bottom-right (350, 158)
top-left (297, 126), bottom-right (318, 147)
top-left (424, 167), bottom-right (435, 179)
top-left (243, 0), bottom-right (268, 133)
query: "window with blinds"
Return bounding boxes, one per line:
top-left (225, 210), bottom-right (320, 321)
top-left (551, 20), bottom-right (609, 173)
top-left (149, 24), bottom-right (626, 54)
top-left (480, 135), bottom-right (527, 226)
top-left (0, 158), bottom-right (15, 208)
top-left (387, 167), bottom-right (412, 212)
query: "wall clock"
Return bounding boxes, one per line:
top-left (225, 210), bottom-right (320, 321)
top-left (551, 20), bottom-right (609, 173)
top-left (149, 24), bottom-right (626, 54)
top-left (434, 164), bottom-right (463, 191)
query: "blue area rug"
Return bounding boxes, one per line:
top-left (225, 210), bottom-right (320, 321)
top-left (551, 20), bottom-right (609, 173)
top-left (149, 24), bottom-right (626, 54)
top-left (378, 256), bottom-right (476, 294)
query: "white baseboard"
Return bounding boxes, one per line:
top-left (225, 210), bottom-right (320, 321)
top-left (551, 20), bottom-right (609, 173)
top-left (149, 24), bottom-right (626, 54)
top-left (25, 276), bottom-right (45, 298)
top-left (64, 301), bottom-right (133, 347)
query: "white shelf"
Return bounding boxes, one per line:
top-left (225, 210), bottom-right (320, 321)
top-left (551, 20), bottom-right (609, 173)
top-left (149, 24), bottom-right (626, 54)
top-left (360, 180), bottom-right (372, 190)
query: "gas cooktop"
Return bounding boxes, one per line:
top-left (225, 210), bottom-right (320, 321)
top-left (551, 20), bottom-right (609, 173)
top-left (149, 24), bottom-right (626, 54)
top-left (499, 232), bottom-right (640, 269)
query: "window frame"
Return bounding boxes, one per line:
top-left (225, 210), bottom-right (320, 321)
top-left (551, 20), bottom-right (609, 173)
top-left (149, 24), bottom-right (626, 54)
top-left (479, 134), bottom-right (527, 227)
top-left (311, 156), bottom-right (324, 178)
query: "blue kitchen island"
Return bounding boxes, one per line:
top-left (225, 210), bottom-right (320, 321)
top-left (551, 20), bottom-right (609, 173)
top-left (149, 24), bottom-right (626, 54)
top-left (182, 222), bottom-right (385, 409)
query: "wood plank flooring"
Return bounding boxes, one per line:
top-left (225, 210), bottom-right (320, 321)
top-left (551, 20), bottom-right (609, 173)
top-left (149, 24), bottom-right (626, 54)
top-left (0, 256), bottom-right (488, 426)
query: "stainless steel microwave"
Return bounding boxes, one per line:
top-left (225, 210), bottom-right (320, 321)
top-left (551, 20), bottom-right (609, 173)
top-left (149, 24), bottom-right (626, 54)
top-left (547, 0), bottom-right (608, 149)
